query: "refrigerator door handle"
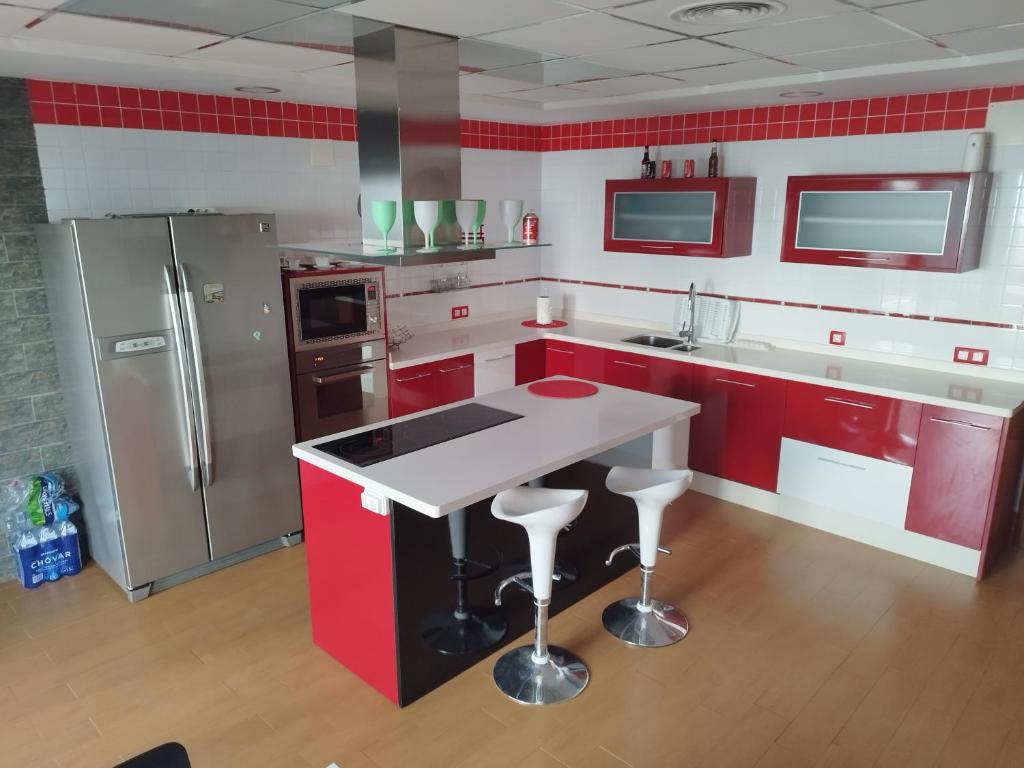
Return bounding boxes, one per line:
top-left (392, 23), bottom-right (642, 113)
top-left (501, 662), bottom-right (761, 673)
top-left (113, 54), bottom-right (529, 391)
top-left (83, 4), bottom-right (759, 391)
top-left (164, 266), bottom-right (200, 491)
top-left (178, 264), bottom-right (215, 487)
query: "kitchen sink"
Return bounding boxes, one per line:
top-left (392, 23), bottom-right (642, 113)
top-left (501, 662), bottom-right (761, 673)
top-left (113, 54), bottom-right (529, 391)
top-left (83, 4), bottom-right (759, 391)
top-left (621, 335), bottom-right (701, 353)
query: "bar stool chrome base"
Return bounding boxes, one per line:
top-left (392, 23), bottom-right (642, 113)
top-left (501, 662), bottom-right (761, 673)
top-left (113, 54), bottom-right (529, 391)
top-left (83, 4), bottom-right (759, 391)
top-left (493, 645), bottom-right (589, 705)
top-left (602, 597), bottom-right (688, 647)
top-left (421, 607), bottom-right (507, 656)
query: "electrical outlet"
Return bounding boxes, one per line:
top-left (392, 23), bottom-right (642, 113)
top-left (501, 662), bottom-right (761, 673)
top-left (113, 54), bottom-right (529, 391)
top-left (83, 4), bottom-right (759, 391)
top-left (953, 346), bottom-right (989, 366)
top-left (829, 330), bottom-right (846, 346)
top-left (451, 305), bottom-right (469, 319)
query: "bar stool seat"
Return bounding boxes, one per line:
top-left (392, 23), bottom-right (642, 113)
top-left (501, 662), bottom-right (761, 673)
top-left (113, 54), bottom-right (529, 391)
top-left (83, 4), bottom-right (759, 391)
top-left (491, 486), bottom-right (589, 705)
top-left (603, 466), bottom-right (693, 648)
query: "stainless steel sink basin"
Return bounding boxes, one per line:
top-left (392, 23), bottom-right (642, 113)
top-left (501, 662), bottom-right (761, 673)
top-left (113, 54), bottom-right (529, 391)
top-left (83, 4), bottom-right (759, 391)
top-left (621, 335), bottom-right (701, 353)
top-left (622, 334), bottom-right (683, 348)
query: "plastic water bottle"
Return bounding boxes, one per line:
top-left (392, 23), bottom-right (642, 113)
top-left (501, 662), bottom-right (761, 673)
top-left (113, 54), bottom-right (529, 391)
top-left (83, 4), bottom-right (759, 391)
top-left (37, 524), bottom-right (61, 582)
top-left (55, 501), bottom-right (81, 577)
top-left (14, 527), bottom-right (42, 589)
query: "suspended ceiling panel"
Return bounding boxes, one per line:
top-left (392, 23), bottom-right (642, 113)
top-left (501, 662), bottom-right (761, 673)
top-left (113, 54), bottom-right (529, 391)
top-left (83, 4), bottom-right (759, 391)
top-left (787, 40), bottom-right (957, 71)
top-left (61, 0), bottom-right (326, 36)
top-left (582, 38), bottom-right (754, 73)
top-left (478, 12), bottom-right (682, 58)
top-left (21, 12), bottom-right (225, 55)
top-left (874, 0), bottom-right (1024, 37)
top-left (188, 38), bottom-right (351, 71)
top-left (610, 0), bottom-right (857, 35)
top-left (331, 0), bottom-right (583, 37)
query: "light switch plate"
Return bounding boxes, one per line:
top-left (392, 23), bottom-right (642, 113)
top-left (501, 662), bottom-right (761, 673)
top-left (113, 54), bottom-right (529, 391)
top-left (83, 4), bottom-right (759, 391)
top-left (829, 330), bottom-right (846, 346)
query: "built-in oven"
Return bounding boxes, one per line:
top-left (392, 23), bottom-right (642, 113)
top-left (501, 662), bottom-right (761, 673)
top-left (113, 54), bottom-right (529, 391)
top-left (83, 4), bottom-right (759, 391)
top-left (287, 271), bottom-right (384, 351)
top-left (293, 340), bottom-right (389, 441)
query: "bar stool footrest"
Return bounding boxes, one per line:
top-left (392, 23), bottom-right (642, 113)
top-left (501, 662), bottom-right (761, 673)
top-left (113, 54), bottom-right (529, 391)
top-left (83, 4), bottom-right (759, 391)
top-left (602, 597), bottom-right (689, 648)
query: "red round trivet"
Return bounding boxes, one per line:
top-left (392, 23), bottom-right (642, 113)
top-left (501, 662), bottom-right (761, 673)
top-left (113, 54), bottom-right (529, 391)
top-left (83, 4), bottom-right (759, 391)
top-left (521, 319), bottom-right (568, 328)
top-left (528, 380), bottom-right (599, 398)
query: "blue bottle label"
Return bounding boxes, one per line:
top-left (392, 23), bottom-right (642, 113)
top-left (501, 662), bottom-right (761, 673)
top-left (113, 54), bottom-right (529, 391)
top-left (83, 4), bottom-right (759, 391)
top-left (59, 533), bottom-right (82, 576)
top-left (16, 545), bottom-right (43, 589)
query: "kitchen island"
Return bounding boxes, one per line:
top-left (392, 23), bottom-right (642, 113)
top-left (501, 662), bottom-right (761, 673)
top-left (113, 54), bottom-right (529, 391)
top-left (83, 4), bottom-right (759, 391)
top-left (292, 377), bottom-right (699, 706)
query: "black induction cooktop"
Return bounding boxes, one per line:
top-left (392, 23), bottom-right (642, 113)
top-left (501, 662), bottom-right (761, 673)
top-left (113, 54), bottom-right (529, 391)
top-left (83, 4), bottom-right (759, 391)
top-left (314, 403), bottom-right (524, 467)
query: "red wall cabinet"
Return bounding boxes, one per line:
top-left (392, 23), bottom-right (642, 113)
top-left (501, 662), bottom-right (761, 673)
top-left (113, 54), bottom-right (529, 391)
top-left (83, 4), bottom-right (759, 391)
top-left (388, 354), bottom-right (474, 418)
top-left (689, 366), bottom-right (787, 491)
top-left (784, 381), bottom-right (922, 466)
top-left (780, 172), bottom-right (990, 272)
top-left (603, 349), bottom-right (692, 400)
top-left (904, 406), bottom-right (1005, 551)
top-left (604, 177), bottom-right (757, 258)
top-left (515, 340), bottom-right (546, 385)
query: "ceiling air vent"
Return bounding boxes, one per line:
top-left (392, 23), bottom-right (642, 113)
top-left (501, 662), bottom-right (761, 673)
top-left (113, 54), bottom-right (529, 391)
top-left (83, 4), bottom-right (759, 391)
top-left (669, 1), bottom-right (787, 25)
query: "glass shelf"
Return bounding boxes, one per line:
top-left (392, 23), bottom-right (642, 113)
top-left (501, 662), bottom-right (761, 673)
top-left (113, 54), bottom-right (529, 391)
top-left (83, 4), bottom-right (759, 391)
top-left (276, 239), bottom-right (550, 267)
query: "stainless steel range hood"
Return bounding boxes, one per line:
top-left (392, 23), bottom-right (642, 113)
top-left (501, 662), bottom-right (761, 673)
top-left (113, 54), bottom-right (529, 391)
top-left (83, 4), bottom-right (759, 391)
top-left (279, 21), bottom-right (548, 267)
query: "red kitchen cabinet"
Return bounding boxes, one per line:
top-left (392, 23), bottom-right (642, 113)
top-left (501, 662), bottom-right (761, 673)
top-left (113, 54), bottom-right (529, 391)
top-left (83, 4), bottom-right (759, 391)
top-left (689, 366), bottom-right (787, 491)
top-left (544, 340), bottom-right (605, 381)
top-left (905, 406), bottom-right (1005, 551)
top-left (604, 177), bottom-right (757, 258)
top-left (784, 381), bottom-right (922, 465)
top-left (780, 172), bottom-right (990, 272)
top-left (388, 354), bottom-right (474, 418)
top-left (603, 349), bottom-right (692, 400)
top-left (515, 339), bottom-right (546, 385)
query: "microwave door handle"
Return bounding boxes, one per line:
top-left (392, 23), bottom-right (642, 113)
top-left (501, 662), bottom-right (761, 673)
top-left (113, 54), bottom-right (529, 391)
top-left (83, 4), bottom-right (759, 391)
top-left (312, 365), bottom-right (374, 385)
top-left (164, 266), bottom-right (200, 491)
top-left (178, 264), bottom-right (214, 487)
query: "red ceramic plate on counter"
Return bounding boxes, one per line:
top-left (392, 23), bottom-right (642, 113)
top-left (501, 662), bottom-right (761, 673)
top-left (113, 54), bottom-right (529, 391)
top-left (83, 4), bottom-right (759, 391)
top-left (522, 319), bottom-right (568, 328)
top-left (528, 380), bottom-right (599, 398)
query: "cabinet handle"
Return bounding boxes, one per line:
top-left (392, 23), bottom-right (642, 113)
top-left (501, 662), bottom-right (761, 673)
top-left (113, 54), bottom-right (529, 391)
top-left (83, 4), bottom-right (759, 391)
top-left (313, 365), bottom-right (374, 385)
top-left (641, 244), bottom-right (676, 250)
top-left (929, 416), bottom-right (992, 431)
top-left (817, 457), bottom-right (867, 471)
top-left (484, 353), bottom-right (514, 362)
top-left (838, 255), bottom-right (890, 262)
top-left (395, 371), bottom-right (433, 383)
top-left (439, 363), bottom-right (473, 373)
top-left (548, 348), bottom-right (575, 355)
top-left (613, 359), bottom-right (647, 369)
top-left (824, 396), bottom-right (874, 410)
top-left (714, 377), bottom-right (755, 388)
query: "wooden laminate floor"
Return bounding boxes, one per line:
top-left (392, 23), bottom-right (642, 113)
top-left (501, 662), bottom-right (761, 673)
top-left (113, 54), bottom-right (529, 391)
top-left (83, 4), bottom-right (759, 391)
top-left (2, 491), bottom-right (1024, 768)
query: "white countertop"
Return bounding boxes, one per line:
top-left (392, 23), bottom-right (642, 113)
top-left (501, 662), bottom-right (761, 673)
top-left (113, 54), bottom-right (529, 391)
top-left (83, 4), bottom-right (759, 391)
top-left (292, 377), bottom-right (699, 517)
top-left (389, 316), bottom-right (1024, 418)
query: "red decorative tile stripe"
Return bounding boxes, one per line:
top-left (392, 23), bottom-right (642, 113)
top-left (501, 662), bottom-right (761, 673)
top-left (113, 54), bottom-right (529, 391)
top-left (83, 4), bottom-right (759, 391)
top-left (537, 84), bottom-right (1024, 152)
top-left (460, 119), bottom-right (541, 151)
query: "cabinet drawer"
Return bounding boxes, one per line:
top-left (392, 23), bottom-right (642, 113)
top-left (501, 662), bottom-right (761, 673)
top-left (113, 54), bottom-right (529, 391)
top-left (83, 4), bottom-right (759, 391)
top-left (545, 341), bottom-right (604, 381)
top-left (784, 381), bottom-right (922, 465)
top-left (435, 354), bottom-right (474, 405)
top-left (778, 438), bottom-right (912, 528)
top-left (474, 346), bottom-right (516, 396)
top-left (515, 339), bottom-right (546, 385)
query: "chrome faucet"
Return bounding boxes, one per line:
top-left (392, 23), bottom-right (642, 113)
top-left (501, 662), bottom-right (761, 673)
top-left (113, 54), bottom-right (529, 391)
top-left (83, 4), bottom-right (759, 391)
top-left (680, 282), bottom-right (697, 343)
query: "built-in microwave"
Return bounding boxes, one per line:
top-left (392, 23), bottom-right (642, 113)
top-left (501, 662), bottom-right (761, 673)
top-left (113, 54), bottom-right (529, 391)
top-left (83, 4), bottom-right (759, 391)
top-left (286, 270), bottom-right (384, 351)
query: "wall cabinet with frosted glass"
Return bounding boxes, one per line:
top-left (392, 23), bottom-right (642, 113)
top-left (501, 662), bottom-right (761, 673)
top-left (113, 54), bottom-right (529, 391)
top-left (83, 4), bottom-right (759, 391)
top-left (780, 172), bottom-right (991, 272)
top-left (603, 177), bottom-right (757, 258)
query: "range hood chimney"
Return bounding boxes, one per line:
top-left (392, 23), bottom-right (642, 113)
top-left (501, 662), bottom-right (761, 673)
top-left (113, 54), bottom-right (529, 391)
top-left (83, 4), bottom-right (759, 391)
top-left (354, 22), bottom-right (462, 249)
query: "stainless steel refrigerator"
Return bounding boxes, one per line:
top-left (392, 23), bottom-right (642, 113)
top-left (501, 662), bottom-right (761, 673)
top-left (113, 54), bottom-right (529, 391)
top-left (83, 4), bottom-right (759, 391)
top-left (37, 213), bottom-right (301, 601)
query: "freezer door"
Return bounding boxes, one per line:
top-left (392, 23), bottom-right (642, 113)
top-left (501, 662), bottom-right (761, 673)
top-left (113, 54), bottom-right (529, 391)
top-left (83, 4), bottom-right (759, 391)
top-left (71, 218), bottom-right (210, 587)
top-left (169, 214), bottom-right (301, 558)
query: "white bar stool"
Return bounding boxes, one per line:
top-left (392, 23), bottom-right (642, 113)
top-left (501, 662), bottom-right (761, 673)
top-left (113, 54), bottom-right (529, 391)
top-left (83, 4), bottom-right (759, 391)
top-left (491, 486), bottom-right (589, 705)
top-left (603, 466), bottom-right (693, 647)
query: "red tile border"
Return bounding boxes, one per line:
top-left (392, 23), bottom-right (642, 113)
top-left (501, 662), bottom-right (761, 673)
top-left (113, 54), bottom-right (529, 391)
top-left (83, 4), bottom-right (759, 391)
top-left (26, 78), bottom-right (1024, 154)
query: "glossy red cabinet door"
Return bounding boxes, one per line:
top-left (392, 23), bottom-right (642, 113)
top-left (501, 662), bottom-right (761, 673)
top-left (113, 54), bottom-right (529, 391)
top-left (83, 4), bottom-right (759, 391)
top-left (784, 381), bottom-right (922, 465)
top-left (389, 361), bottom-right (438, 418)
top-left (603, 350), bottom-right (692, 400)
top-left (905, 406), bottom-right (1004, 550)
top-left (435, 354), bottom-right (474, 406)
top-left (689, 366), bottom-right (787, 491)
top-left (545, 341), bottom-right (605, 381)
top-left (515, 339), bottom-right (546, 385)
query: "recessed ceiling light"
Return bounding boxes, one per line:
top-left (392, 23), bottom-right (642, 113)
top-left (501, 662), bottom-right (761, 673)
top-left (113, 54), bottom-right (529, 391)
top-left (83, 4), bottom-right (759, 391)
top-left (234, 86), bottom-right (281, 94)
top-left (670, 1), bottom-right (787, 26)
top-left (779, 90), bottom-right (824, 98)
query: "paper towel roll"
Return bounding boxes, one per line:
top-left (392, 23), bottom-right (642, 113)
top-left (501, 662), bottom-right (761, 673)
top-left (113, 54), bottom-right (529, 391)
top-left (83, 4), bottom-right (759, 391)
top-left (536, 295), bottom-right (552, 325)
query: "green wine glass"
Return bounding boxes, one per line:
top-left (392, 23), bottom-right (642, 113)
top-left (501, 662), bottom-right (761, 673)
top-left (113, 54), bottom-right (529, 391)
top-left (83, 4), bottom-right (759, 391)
top-left (370, 200), bottom-right (397, 254)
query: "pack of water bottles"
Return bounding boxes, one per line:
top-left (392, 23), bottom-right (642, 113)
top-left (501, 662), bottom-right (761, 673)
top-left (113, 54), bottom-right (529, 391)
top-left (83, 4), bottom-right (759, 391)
top-left (1, 472), bottom-right (83, 590)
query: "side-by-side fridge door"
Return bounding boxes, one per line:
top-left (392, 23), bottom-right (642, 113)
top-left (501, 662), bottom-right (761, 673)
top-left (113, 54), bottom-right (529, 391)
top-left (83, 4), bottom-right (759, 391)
top-left (169, 214), bottom-right (301, 559)
top-left (72, 218), bottom-right (211, 587)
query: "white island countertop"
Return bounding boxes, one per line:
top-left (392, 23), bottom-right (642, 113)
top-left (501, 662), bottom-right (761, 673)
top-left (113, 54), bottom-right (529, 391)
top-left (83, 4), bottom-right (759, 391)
top-left (389, 316), bottom-right (1024, 418)
top-left (292, 377), bottom-right (699, 518)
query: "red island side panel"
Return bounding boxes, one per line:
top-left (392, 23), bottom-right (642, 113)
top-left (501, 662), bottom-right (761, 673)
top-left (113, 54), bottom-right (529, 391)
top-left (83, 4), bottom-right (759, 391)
top-left (300, 461), bottom-right (398, 704)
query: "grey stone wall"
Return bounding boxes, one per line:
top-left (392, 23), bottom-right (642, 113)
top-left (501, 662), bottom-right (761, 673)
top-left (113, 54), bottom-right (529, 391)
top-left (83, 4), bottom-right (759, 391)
top-left (0, 78), bottom-right (70, 581)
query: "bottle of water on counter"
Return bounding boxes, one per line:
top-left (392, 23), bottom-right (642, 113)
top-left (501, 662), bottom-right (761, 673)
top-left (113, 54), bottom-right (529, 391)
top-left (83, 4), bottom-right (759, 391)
top-left (37, 524), bottom-right (61, 582)
top-left (55, 502), bottom-right (81, 577)
top-left (14, 527), bottom-right (42, 589)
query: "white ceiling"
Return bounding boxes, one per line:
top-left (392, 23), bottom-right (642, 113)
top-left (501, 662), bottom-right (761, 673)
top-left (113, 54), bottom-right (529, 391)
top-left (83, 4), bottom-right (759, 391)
top-left (0, 0), bottom-right (1018, 123)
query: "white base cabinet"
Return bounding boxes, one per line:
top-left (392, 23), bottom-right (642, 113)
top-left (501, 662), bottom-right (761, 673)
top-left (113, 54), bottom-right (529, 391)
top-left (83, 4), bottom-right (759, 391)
top-left (474, 346), bottom-right (517, 396)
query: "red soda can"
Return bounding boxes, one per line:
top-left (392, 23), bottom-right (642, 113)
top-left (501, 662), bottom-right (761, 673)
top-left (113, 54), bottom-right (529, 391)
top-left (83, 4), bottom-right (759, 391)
top-left (683, 159), bottom-right (695, 178)
top-left (660, 160), bottom-right (672, 178)
top-left (522, 211), bottom-right (538, 243)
